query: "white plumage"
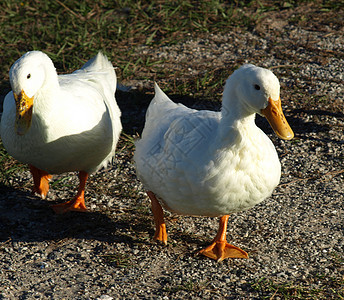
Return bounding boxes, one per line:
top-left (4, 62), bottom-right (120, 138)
top-left (134, 64), bottom-right (293, 261)
top-left (1, 51), bottom-right (122, 213)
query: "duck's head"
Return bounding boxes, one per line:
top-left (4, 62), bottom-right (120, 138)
top-left (224, 64), bottom-right (294, 140)
top-left (9, 51), bottom-right (56, 135)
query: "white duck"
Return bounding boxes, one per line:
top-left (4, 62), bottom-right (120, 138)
top-left (134, 64), bottom-right (294, 261)
top-left (1, 51), bottom-right (122, 214)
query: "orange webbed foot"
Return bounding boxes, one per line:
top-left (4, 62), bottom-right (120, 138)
top-left (199, 241), bottom-right (248, 262)
top-left (199, 215), bottom-right (249, 262)
top-left (51, 197), bottom-right (88, 214)
top-left (51, 171), bottom-right (89, 214)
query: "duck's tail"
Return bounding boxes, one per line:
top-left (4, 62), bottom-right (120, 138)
top-left (146, 83), bottom-right (176, 121)
top-left (76, 52), bottom-right (116, 92)
top-left (81, 52), bottom-right (114, 73)
top-left (153, 82), bottom-right (171, 104)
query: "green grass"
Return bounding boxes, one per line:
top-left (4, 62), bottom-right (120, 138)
top-left (0, 0), bottom-right (255, 83)
top-left (102, 252), bottom-right (133, 268)
top-left (251, 276), bottom-right (344, 299)
top-left (0, 0), bottom-right (342, 96)
top-left (0, 0), bottom-right (340, 81)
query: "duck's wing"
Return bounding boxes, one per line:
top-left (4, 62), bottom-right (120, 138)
top-left (79, 52), bottom-right (122, 169)
top-left (135, 84), bottom-right (220, 196)
top-left (57, 52), bottom-right (122, 171)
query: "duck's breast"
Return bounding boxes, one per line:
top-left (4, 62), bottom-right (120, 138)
top-left (200, 127), bottom-right (281, 215)
top-left (136, 112), bottom-right (281, 217)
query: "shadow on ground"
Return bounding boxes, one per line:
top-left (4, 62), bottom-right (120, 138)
top-left (0, 183), bottom-right (153, 246)
top-left (117, 88), bottom-right (340, 144)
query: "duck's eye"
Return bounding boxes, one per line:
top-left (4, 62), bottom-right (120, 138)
top-left (254, 84), bottom-right (260, 90)
top-left (27, 74), bottom-right (31, 79)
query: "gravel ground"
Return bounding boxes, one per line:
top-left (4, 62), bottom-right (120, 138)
top-left (1, 7), bottom-right (344, 300)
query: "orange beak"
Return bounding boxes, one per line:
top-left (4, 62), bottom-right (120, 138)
top-left (261, 97), bottom-right (294, 140)
top-left (14, 90), bottom-right (34, 136)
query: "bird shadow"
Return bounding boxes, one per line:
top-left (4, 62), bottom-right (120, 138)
top-left (0, 183), bottom-right (152, 246)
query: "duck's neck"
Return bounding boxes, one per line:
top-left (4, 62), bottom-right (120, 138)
top-left (35, 71), bottom-right (59, 113)
top-left (29, 80), bottom-right (59, 143)
top-left (217, 82), bottom-right (256, 146)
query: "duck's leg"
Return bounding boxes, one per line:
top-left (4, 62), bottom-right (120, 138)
top-left (199, 215), bottom-right (248, 262)
top-left (147, 191), bottom-right (168, 245)
top-left (29, 165), bottom-right (52, 199)
top-left (52, 171), bottom-right (88, 214)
